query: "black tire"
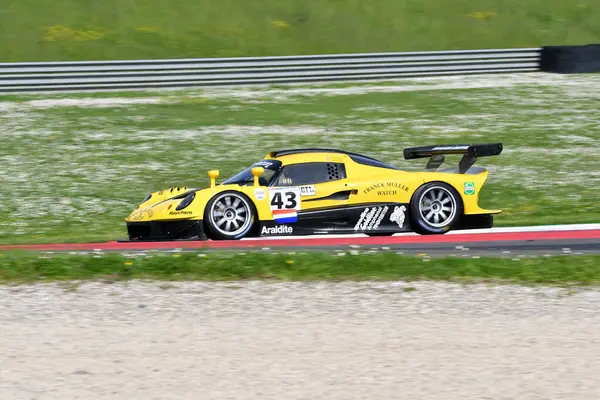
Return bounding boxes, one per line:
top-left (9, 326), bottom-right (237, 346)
top-left (409, 182), bottom-right (463, 235)
top-left (204, 191), bottom-right (256, 240)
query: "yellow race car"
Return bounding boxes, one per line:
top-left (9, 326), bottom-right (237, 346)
top-left (125, 144), bottom-right (502, 240)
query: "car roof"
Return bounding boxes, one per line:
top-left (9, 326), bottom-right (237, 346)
top-left (269, 148), bottom-right (377, 159)
top-left (267, 148), bottom-right (401, 170)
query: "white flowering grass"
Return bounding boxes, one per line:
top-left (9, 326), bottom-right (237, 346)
top-left (0, 73), bottom-right (599, 244)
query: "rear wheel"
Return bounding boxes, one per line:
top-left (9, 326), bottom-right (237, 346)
top-left (204, 191), bottom-right (255, 240)
top-left (410, 182), bottom-right (463, 235)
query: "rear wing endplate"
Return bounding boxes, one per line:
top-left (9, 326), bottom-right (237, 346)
top-left (403, 143), bottom-right (503, 173)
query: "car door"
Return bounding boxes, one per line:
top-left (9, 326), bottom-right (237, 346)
top-left (269, 162), bottom-right (353, 232)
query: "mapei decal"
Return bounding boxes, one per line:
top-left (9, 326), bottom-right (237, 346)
top-left (354, 206), bottom-right (389, 231)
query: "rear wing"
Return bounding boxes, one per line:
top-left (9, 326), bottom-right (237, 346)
top-left (403, 143), bottom-right (503, 173)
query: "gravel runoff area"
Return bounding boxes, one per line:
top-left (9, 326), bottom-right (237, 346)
top-left (2, 281), bottom-right (600, 400)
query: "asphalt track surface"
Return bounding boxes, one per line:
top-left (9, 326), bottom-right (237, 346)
top-left (2, 224), bottom-right (600, 257)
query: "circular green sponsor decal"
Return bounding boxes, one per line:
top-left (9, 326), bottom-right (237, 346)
top-left (464, 182), bottom-right (475, 195)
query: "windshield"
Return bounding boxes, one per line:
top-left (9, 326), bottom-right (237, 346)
top-left (222, 160), bottom-right (282, 186)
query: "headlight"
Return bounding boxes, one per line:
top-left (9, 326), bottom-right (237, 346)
top-left (176, 192), bottom-right (195, 210)
top-left (141, 193), bottom-right (152, 203)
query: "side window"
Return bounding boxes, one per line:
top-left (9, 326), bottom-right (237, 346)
top-left (275, 163), bottom-right (346, 186)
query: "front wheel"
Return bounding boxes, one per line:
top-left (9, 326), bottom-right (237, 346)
top-left (204, 191), bottom-right (256, 240)
top-left (409, 182), bottom-right (463, 235)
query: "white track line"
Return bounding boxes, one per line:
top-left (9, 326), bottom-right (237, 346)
top-left (241, 223), bottom-right (600, 241)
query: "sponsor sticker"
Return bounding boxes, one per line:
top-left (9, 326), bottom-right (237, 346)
top-left (299, 185), bottom-right (316, 197)
top-left (363, 181), bottom-right (409, 195)
top-left (261, 225), bottom-right (293, 235)
top-left (464, 182), bottom-right (475, 195)
top-left (269, 187), bottom-right (301, 223)
top-left (354, 206), bottom-right (389, 231)
top-left (130, 207), bottom-right (151, 221)
top-left (390, 205), bottom-right (406, 228)
top-left (169, 210), bottom-right (193, 216)
top-left (255, 160), bottom-right (274, 168)
top-left (254, 188), bottom-right (266, 201)
top-left (432, 146), bottom-right (469, 151)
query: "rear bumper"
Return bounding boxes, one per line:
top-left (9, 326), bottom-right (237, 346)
top-left (126, 220), bottom-right (207, 241)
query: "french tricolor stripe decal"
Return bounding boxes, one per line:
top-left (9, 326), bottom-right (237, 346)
top-left (272, 209), bottom-right (298, 224)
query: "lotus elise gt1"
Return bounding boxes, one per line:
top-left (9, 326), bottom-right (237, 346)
top-left (125, 143), bottom-right (503, 240)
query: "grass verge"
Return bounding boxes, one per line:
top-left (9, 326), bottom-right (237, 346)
top-left (1, 74), bottom-right (599, 244)
top-left (1, 251), bottom-right (600, 286)
top-left (1, 0), bottom-right (599, 62)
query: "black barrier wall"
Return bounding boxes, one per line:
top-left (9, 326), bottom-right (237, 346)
top-left (541, 44), bottom-right (600, 73)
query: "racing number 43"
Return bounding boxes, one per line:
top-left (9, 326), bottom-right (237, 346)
top-left (270, 190), bottom-right (297, 210)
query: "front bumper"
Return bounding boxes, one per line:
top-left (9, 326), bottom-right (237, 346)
top-left (126, 220), bottom-right (207, 241)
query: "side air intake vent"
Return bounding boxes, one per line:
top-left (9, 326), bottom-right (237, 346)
top-left (327, 163), bottom-right (339, 180)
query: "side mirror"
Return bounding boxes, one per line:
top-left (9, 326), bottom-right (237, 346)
top-left (250, 167), bottom-right (264, 187)
top-left (208, 170), bottom-right (219, 188)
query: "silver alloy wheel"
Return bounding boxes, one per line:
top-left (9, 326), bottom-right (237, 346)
top-left (209, 193), bottom-right (252, 237)
top-left (418, 186), bottom-right (457, 228)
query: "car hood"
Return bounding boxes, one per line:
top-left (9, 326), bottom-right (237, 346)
top-left (142, 186), bottom-right (199, 206)
top-left (126, 186), bottom-right (201, 221)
